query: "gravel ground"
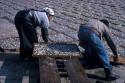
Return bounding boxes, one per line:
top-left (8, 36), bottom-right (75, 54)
top-left (0, 0), bottom-right (125, 83)
top-left (0, 0), bottom-right (125, 56)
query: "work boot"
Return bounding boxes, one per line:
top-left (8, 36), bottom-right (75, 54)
top-left (0, 47), bottom-right (4, 52)
top-left (104, 68), bottom-right (117, 81)
top-left (19, 55), bottom-right (29, 61)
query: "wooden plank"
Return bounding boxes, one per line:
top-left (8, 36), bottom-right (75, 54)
top-left (110, 55), bottom-right (125, 65)
top-left (34, 55), bottom-right (82, 59)
top-left (64, 59), bottom-right (91, 83)
top-left (39, 57), bottom-right (61, 83)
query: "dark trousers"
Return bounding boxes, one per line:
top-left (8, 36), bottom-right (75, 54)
top-left (14, 10), bottom-right (38, 58)
top-left (78, 28), bottom-right (112, 70)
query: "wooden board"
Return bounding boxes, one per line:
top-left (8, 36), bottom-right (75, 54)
top-left (64, 59), bottom-right (91, 83)
top-left (33, 43), bottom-right (83, 58)
top-left (39, 58), bottom-right (91, 83)
top-left (110, 55), bottom-right (125, 65)
top-left (39, 57), bottom-right (61, 83)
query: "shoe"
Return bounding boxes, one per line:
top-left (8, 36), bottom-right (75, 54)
top-left (0, 48), bottom-right (4, 52)
top-left (104, 68), bottom-right (117, 81)
top-left (28, 56), bottom-right (38, 61)
top-left (19, 55), bottom-right (29, 61)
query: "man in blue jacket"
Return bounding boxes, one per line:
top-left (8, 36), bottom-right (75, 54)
top-left (14, 7), bottom-right (54, 60)
top-left (78, 19), bottom-right (118, 81)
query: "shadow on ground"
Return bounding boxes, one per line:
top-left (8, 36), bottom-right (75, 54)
top-left (80, 57), bottom-right (125, 83)
top-left (0, 53), bottom-right (40, 83)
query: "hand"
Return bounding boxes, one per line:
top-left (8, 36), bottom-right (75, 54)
top-left (38, 41), bottom-right (48, 44)
top-left (113, 55), bottom-right (119, 63)
top-left (44, 40), bottom-right (50, 44)
top-left (44, 41), bottom-right (48, 44)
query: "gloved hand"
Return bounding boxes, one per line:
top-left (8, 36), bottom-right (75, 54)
top-left (113, 55), bottom-right (119, 63)
top-left (44, 41), bottom-right (48, 44)
top-left (41, 28), bottom-right (48, 43)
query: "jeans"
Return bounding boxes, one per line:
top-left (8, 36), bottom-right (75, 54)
top-left (78, 28), bottom-right (112, 70)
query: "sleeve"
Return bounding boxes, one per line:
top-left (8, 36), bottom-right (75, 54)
top-left (40, 15), bottom-right (49, 42)
top-left (41, 15), bottom-right (49, 29)
top-left (103, 31), bottom-right (117, 55)
top-left (41, 27), bottom-right (48, 42)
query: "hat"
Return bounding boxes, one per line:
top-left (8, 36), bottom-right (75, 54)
top-left (42, 7), bottom-right (54, 16)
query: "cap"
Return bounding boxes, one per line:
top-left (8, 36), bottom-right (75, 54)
top-left (42, 7), bottom-right (54, 16)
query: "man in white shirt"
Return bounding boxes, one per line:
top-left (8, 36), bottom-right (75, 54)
top-left (14, 7), bottom-right (54, 60)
